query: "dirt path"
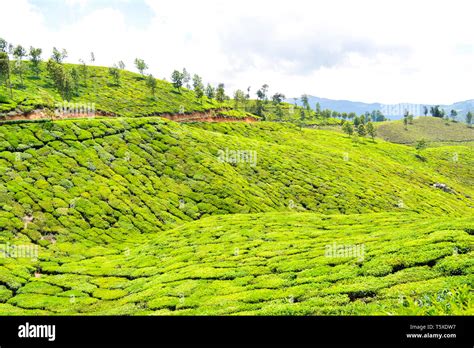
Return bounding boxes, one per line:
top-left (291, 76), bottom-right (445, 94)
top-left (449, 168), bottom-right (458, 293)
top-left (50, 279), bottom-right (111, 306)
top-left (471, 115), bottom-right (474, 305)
top-left (160, 110), bottom-right (257, 123)
top-left (0, 109), bottom-right (258, 123)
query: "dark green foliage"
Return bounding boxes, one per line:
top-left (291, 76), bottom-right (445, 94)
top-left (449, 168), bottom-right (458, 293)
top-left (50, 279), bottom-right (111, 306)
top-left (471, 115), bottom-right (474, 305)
top-left (108, 66), bottom-right (120, 86)
top-left (205, 84), bottom-right (215, 99)
top-left (192, 74), bottom-right (204, 101)
top-left (46, 59), bottom-right (74, 100)
top-left (430, 105), bottom-right (444, 118)
top-left (134, 58), bottom-right (147, 76)
top-left (29, 47), bottom-right (42, 77)
top-left (145, 74), bottom-right (157, 96)
top-left (51, 47), bottom-right (67, 64)
top-left (216, 83), bottom-right (225, 102)
top-left (171, 70), bottom-right (184, 91)
top-left (342, 121), bottom-right (354, 136)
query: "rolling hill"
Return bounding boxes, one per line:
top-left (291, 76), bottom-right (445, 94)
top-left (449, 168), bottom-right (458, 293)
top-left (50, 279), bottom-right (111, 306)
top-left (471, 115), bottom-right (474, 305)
top-left (0, 117), bottom-right (473, 315)
top-left (376, 116), bottom-right (474, 144)
top-left (0, 61), bottom-right (473, 316)
top-left (0, 61), bottom-right (254, 120)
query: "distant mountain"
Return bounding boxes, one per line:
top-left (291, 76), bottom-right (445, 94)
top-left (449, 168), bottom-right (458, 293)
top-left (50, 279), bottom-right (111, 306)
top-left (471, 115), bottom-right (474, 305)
top-left (285, 96), bottom-right (474, 120)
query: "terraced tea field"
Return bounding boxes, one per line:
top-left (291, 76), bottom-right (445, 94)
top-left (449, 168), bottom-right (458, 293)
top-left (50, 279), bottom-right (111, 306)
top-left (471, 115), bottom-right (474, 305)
top-left (0, 212), bottom-right (472, 315)
top-left (0, 117), bottom-right (473, 315)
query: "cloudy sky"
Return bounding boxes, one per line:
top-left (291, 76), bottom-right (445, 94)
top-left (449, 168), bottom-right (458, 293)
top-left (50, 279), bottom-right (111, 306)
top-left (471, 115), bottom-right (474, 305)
top-left (1, 0), bottom-right (473, 104)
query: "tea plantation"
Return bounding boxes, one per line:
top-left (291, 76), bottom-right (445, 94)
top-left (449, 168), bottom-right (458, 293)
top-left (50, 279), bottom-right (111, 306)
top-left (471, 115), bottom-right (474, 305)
top-left (0, 116), bottom-right (473, 315)
top-left (0, 62), bottom-right (231, 118)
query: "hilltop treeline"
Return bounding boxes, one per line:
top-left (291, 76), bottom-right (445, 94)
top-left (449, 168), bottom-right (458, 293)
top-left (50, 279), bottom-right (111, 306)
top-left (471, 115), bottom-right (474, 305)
top-left (0, 37), bottom-right (390, 129)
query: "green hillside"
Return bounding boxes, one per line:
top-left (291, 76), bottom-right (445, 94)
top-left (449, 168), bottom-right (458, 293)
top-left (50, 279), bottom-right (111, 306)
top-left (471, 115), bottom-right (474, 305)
top-left (0, 118), bottom-right (473, 315)
top-left (0, 61), bottom-right (248, 119)
top-left (376, 116), bottom-right (474, 144)
top-left (0, 60), bottom-right (344, 125)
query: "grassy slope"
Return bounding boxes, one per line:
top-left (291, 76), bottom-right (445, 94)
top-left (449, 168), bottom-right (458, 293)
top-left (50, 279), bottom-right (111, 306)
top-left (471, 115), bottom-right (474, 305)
top-left (376, 116), bottom-right (474, 144)
top-left (0, 61), bottom-right (340, 123)
top-left (0, 61), bottom-right (251, 118)
top-left (0, 119), bottom-right (473, 314)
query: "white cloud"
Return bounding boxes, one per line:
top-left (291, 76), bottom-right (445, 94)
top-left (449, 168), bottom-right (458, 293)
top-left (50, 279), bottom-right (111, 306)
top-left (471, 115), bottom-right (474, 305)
top-left (1, 0), bottom-right (473, 104)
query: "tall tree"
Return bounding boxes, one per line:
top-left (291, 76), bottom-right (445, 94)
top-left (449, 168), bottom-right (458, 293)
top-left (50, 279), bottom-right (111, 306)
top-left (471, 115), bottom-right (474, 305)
top-left (108, 65), bottom-right (120, 86)
top-left (301, 94), bottom-right (310, 110)
top-left (146, 74), bottom-right (157, 96)
top-left (0, 52), bottom-right (12, 97)
top-left (52, 47), bottom-right (67, 63)
top-left (466, 111), bottom-right (473, 127)
top-left (256, 84), bottom-right (269, 103)
top-left (233, 89), bottom-right (246, 109)
top-left (192, 74), bottom-right (204, 101)
top-left (272, 92), bottom-right (285, 105)
top-left (171, 70), bottom-right (184, 91)
top-left (46, 59), bottom-right (73, 100)
top-left (450, 109), bottom-right (457, 122)
top-left (79, 59), bottom-right (88, 86)
top-left (134, 58), bottom-right (148, 75)
top-left (353, 115), bottom-right (361, 127)
top-left (243, 87), bottom-right (251, 110)
top-left (430, 105), bottom-right (443, 118)
top-left (13, 45), bottom-right (26, 85)
top-left (205, 83), bottom-right (215, 99)
top-left (29, 46), bottom-right (42, 77)
top-left (423, 105), bottom-right (428, 116)
top-left (366, 122), bottom-right (376, 140)
top-left (182, 68), bottom-right (191, 89)
top-left (357, 124), bottom-right (366, 137)
top-left (315, 102), bottom-right (321, 114)
top-left (254, 84), bottom-right (268, 118)
top-left (13, 45), bottom-right (26, 61)
top-left (0, 38), bottom-right (7, 52)
top-left (216, 83), bottom-right (226, 102)
top-left (118, 61), bottom-right (125, 70)
top-left (403, 110), bottom-right (409, 129)
top-left (374, 110), bottom-right (385, 122)
top-left (342, 121), bottom-right (354, 136)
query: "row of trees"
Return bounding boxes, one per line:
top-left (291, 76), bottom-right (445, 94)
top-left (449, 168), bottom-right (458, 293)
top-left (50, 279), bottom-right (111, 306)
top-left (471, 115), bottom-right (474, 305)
top-left (169, 68), bottom-right (227, 102)
top-left (342, 119), bottom-right (376, 140)
top-left (0, 37), bottom-right (97, 100)
top-left (128, 60), bottom-right (229, 103)
top-left (0, 38), bottom-right (47, 97)
top-left (3, 38), bottom-right (473, 127)
top-left (423, 105), bottom-right (472, 126)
